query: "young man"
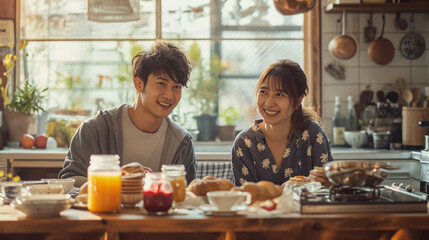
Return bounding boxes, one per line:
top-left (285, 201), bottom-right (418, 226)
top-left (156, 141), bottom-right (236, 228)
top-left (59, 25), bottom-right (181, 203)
top-left (59, 40), bottom-right (195, 187)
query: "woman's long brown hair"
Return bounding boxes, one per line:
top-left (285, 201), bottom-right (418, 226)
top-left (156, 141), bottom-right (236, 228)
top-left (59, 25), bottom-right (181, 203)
top-left (254, 59), bottom-right (321, 138)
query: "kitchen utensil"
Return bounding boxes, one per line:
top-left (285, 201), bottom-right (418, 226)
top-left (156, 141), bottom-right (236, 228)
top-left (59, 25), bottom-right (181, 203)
top-left (394, 78), bottom-right (407, 106)
top-left (354, 103), bottom-right (365, 119)
top-left (328, 11), bottom-right (357, 60)
top-left (364, 13), bottom-right (376, 43)
top-left (400, 15), bottom-right (426, 60)
top-left (395, 12), bottom-right (407, 30)
top-left (411, 87), bottom-right (421, 107)
top-left (376, 90), bottom-right (386, 102)
top-left (368, 14), bottom-right (395, 65)
top-left (386, 91), bottom-right (399, 103)
top-left (360, 90), bottom-right (374, 105)
top-left (273, 0), bottom-right (316, 15)
top-left (402, 89), bottom-right (413, 107)
top-left (324, 160), bottom-right (400, 187)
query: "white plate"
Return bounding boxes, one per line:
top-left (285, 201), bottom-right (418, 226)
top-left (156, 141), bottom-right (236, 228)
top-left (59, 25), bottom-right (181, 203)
top-left (199, 204), bottom-right (247, 216)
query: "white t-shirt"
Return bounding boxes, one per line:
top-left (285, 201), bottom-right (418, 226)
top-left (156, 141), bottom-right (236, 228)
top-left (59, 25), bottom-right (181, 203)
top-left (122, 107), bottom-right (167, 171)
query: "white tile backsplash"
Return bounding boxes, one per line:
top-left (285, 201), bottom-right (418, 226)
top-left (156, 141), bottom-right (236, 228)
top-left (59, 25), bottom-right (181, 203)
top-left (321, 9), bottom-right (429, 142)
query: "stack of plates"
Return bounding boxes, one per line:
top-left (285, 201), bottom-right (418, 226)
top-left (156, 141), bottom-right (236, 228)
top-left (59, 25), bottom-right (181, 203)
top-left (121, 174), bottom-right (143, 207)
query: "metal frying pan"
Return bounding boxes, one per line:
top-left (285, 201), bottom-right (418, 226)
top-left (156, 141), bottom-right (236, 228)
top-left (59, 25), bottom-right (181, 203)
top-left (368, 14), bottom-right (395, 65)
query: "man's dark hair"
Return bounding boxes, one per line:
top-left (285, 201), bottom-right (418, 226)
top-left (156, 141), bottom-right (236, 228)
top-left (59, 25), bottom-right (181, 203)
top-left (132, 40), bottom-right (192, 87)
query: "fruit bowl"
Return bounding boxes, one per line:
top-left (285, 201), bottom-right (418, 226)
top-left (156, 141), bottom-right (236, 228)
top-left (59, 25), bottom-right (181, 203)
top-left (344, 130), bottom-right (367, 148)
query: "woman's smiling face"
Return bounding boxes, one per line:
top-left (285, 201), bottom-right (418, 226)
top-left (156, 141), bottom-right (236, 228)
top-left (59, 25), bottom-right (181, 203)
top-left (257, 76), bottom-right (295, 126)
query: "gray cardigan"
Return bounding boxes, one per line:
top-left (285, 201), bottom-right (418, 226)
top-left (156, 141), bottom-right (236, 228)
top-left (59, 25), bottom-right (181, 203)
top-left (58, 104), bottom-right (196, 187)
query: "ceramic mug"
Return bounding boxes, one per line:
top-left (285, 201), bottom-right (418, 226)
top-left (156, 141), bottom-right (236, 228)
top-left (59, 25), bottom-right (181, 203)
top-left (206, 191), bottom-right (250, 211)
top-left (1, 182), bottom-right (22, 201)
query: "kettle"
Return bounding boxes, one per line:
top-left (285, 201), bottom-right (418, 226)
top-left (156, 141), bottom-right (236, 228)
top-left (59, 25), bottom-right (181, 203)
top-left (273, 0), bottom-right (316, 15)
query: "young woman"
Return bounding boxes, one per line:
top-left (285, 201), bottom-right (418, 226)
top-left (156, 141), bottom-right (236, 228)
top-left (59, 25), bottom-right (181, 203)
top-left (232, 59), bottom-right (333, 186)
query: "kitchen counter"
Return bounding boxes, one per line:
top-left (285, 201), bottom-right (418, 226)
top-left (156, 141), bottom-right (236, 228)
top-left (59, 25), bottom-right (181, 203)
top-left (1, 205), bottom-right (429, 240)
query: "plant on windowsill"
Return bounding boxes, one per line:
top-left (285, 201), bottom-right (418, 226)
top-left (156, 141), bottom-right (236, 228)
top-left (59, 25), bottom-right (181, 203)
top-left (218, 106), bottom-right (241, 141)
top-left (187, 42), bottom-right (227, 141)
top-left (2, 54), bottom-right (48, 142)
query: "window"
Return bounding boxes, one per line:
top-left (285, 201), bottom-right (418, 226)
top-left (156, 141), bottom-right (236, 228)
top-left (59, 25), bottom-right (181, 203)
top-left (19, 0), bottom-right (305, 134)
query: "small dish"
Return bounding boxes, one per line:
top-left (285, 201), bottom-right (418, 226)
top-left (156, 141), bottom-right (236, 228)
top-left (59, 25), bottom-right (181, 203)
top-left (43, 179), bottom-right (75, 193)
top-left (27, 184), bottom-right (64, 195)
top-left (199, 204), bottom-right (247, 216)
top-left (11, 194), bottom-right (74, 218)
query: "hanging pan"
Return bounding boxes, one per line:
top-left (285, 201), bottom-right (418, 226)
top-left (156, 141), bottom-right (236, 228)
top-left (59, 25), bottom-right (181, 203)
top-left (400, 14), bottom-right (426, 60)
top-left (368, 14), bottom-right (395, 65)
top-left (328, 11), bottom-right (358, 60)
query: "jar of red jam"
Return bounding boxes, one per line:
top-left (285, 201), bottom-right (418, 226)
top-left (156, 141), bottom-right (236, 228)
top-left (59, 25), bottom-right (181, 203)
top-left (143, 172), bottom-right (173, 215)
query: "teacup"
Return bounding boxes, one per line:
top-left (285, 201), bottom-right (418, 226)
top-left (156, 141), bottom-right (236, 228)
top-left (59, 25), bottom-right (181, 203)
top-left (206, 191), bottom-right (250, 211)
top-left (1, 182), bottom-right (22, 201)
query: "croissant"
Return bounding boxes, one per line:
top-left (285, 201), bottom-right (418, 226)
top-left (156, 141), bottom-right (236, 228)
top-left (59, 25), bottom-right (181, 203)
top-left (187, 176), bottom-right (234, 196)
top-left (236, 181), bottom-right (283, 203)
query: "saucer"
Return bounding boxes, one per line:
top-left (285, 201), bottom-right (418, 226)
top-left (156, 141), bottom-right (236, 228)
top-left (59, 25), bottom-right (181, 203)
top-left (199, 204), bottom-right (247, 216)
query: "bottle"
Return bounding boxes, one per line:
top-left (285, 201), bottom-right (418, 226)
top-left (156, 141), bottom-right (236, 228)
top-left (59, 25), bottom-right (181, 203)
top-left (346, 96), bottom-right (358, 131)
top-left (143, 172), bottom-right (173, 215)
top-left (332, 96), bottom-right (346, 146)
top-left (162, 164), bottom-right (187, 203)
top-left (87, 154), bottom-right (122, 213)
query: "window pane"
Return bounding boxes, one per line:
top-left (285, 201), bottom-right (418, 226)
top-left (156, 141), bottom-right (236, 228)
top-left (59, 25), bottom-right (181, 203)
top-left (20, 0), bottom-right (156, 40)
top-left (162, 0), bottom-right (211, 38)
top-left (20, 41), bottom-right (153, 111)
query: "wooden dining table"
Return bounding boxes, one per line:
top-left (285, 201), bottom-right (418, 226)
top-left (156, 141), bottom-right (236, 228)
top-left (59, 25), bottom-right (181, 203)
top-left (2, 204), bottom-right (429, 240)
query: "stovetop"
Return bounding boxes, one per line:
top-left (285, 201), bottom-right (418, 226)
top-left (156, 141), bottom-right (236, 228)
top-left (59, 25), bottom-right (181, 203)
top-left (300, 185), bottom-right (428, 214)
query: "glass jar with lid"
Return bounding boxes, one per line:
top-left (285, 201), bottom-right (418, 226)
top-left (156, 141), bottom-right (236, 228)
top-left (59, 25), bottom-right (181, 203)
top-left (87, 154), bottom-right (121, 213)
top-left (161, 165), bottom-right (187, 203)
top-left (143, 172), bottom-right (173, 215)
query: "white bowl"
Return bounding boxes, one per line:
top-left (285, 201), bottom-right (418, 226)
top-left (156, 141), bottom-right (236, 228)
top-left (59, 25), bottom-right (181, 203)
top-left (43, 179), bottom-right (75, 193)
top-left (206, 191), bottom-right (250, 211)
top-left (11, 194), bottom-right (74, 218)
top-left (27, 184), bottom-right (64, 195)
top-left (344, 130), bottom-right (368, 148)
top-left (121, 193), bottom-right (142, 207)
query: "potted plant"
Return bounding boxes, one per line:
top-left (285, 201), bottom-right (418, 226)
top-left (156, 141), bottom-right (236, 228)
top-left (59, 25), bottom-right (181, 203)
top-left (187, 42), bottom-right (226, 141)
top-left (218, 106), bottom-right (241, 141)
top-left (3, 79), bottom-right (48, 142)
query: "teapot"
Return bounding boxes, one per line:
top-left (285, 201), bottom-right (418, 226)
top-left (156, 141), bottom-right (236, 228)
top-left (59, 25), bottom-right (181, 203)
top-left (273, 0), bottom-right (316, 15)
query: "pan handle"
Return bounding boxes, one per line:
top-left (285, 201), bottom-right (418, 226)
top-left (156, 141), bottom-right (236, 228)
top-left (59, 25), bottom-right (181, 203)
top-left (419, 121), bottom-right (429, 127)
top-left (380, 165), bottom-right (401, 170)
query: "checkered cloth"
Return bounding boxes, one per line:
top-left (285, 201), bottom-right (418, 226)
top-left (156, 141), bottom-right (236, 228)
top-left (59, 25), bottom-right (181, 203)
top-left (196, 161), bottom-right (234, 183)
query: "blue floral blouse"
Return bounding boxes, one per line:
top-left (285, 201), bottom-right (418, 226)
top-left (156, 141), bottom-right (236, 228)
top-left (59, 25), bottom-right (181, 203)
top-left (232, 120), bottom-right (333, 186)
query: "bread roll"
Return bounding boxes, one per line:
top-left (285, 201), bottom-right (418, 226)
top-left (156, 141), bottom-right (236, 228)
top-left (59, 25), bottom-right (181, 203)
top-left (314, 166), bottom-right (324, 171)
top-left (79, 182), bottom-right (88, 195)
top-left (257, 181), bottom-right (282, 199)
top-left (187, 177), bottom-right (234, 196)
top-left (235, 181), bottom-right (282, 203)
top-left (287, 176), bottom-right (306, 186)
top-left (239, 182), bottom-right (262, 203)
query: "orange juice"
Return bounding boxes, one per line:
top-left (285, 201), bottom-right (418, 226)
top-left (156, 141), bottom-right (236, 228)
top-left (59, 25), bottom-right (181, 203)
top-left (88, 172), bottom-right (121, 212)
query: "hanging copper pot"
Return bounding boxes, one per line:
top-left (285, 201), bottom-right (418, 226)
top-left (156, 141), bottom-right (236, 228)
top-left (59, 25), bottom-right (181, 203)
top-left (368, 14), bottom-right (395, 65)
top-left (273, 0), bottom-right (316, 15)
top-left (328, 11), bottom-right (358, 60)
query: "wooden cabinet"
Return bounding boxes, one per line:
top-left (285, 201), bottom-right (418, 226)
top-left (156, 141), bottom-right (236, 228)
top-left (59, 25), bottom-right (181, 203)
top-left (325, 2), bottom-right (429, 13)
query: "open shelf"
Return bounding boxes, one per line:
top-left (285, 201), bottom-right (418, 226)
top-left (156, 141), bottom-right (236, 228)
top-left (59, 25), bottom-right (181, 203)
top-left (325, 3), bottom-right (429, 13)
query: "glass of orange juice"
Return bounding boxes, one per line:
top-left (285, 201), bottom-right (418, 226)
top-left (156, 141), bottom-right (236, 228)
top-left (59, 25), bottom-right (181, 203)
top-left (87, 154), bottom-right (121, 213)
top-left (161, 165), bottom-right (186, 203)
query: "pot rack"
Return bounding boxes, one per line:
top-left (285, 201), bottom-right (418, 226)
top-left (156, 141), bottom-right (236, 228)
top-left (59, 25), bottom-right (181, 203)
top-left (325, 2), bottom-right (429, 13)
